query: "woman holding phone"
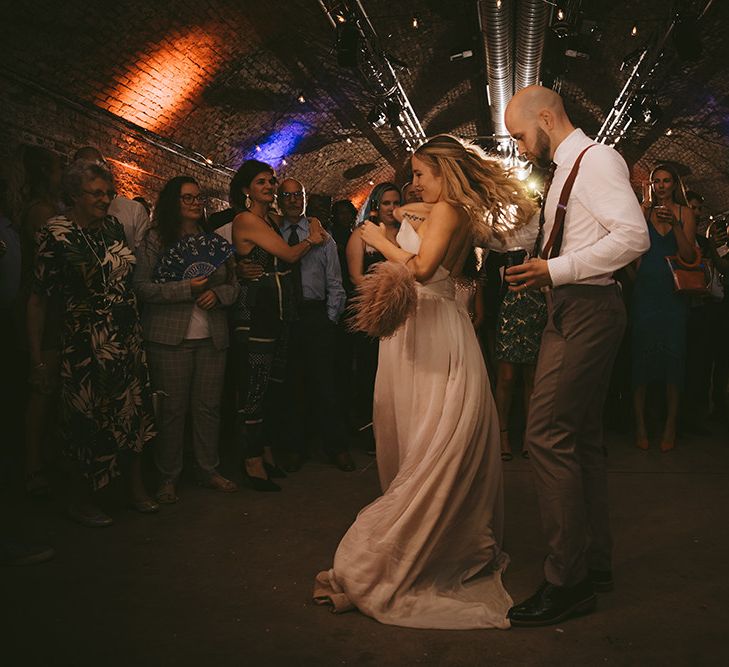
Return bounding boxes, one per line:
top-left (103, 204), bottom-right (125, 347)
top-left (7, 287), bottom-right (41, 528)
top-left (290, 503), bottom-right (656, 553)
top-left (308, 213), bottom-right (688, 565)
top-left (632, 163), bottom-right (696, 452)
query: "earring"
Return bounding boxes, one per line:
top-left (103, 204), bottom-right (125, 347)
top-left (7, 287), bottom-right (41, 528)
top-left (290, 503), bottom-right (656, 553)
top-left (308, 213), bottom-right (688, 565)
top-left (245, 194), bottom-right (252, 209)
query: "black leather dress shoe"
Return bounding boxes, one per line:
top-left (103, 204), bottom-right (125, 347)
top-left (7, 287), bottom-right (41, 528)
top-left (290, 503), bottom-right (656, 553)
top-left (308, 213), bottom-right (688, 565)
top-left (588, 568), bottom-right (614, 592)
top-left (508, 578), bottom-right (596, 627)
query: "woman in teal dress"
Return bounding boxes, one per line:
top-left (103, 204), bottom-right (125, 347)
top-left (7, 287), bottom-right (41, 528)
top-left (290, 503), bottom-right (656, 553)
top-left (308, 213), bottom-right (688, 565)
top-left (27, 159), bottom-right (156, 526)
top-left (632, 164), bottom-right (697, 452)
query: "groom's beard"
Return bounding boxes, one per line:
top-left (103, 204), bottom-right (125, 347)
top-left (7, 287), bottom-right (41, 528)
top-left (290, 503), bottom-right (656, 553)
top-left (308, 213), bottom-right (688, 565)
top-left (532, 127), bottom-right (552, 169)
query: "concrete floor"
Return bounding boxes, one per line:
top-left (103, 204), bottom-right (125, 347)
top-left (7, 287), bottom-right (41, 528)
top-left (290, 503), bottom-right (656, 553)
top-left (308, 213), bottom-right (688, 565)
top-left (3, 422), bottom-right (729, 667)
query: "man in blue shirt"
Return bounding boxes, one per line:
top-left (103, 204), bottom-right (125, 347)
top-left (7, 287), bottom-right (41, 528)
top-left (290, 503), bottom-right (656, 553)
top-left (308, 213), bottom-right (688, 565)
top-left (276, 179), bottom-right (354, 472)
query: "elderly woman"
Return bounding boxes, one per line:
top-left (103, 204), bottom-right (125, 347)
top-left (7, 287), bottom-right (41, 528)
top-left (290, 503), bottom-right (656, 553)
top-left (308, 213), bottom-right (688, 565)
top-left (134, 176), bottom-right (239, 503)
top-left (26, 159), bottom-right (156, 526)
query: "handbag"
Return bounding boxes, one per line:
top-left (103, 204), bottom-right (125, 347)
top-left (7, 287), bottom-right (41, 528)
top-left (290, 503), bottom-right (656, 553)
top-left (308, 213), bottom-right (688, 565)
top-left (665, 249), bottom-right (710, 295)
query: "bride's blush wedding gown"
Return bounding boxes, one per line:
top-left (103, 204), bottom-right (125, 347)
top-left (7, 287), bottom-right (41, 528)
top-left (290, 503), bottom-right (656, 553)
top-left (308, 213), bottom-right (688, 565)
top-left (314, 219), bottom-right (511, 629)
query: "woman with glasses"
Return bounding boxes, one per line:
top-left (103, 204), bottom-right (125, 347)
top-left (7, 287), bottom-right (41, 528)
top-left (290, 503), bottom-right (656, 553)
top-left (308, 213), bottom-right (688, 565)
top-left (230, 160), bottom-right (326, 491)
top-left (134, 176), bottom-right (239, 503)
top-left (26, 159), bottom-right (156, 527)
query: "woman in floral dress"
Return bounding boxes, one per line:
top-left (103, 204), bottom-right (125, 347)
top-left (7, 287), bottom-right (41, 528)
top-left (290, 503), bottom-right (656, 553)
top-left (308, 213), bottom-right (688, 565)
top-left (26, 159), bottom-right (156, 527)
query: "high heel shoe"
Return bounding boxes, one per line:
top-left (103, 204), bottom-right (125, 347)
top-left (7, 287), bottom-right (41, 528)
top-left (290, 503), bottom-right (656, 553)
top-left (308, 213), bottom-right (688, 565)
top-left (264, 462), bottom-right (287, 479)
top-left (660, 439), bottom-right (675, 453)
top-left (242, 470), bottom-right (281, 492)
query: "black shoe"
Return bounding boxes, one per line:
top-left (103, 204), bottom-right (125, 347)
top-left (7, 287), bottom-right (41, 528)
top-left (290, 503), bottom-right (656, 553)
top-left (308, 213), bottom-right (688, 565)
top-left (0, 538), bottom-right (55, 566)
top-left (508, 578), bottom-right (596, 627)
top-left (264, 462), bottom-right (287, 479)
top-left (588, 568), bottom-right (614, 593)
top-left (282, 452), bottom-right (304, 473)
top-left (330, 451), bottom-right (356, 472)
top-left (242, 471), bottom-right (281, 492)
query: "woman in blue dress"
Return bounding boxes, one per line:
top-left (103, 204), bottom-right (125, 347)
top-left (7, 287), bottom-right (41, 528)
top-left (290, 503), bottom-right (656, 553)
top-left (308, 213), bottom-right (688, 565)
top-left (632, 164), bottom-right (697, 452)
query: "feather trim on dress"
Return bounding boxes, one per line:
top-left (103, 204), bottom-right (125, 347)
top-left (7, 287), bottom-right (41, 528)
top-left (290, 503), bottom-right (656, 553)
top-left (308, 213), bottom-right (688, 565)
top-left (348, 261), bottom-right (417, 339)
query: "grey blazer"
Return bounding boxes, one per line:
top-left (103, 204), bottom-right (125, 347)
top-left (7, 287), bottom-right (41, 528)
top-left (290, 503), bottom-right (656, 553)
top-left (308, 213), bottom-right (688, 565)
top-left (134, 231), bottom-right (239, 350)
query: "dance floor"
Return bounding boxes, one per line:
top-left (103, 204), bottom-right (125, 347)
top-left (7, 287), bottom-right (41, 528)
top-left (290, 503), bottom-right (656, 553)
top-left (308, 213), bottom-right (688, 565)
top-left (4, 421), bottom-right (728, 666)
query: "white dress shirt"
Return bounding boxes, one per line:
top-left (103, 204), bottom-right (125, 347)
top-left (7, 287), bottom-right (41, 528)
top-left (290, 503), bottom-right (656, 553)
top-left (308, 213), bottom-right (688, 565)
top-left (108, 196), bottom-right (150, 252)
top-left (542, 128), bottom-right (649, 287)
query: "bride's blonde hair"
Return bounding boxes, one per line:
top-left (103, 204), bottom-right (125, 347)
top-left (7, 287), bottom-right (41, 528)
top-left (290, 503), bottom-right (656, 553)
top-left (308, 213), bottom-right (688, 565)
top-left (413, 134), bottom-right (535, 241)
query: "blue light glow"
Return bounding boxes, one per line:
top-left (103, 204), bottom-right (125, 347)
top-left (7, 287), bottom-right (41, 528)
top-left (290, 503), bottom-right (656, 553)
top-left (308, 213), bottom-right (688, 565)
top-left (240, 122), bottom-right (309, 169)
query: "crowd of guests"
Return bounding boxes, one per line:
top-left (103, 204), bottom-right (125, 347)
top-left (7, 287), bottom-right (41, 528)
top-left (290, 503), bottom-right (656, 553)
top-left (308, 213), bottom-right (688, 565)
top-left (0, 141), bottom-right (727, 563)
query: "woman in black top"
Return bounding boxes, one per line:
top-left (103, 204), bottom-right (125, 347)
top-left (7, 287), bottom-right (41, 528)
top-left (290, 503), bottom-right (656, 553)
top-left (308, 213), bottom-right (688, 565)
top-left (231, 160), bottom-right (325, 491)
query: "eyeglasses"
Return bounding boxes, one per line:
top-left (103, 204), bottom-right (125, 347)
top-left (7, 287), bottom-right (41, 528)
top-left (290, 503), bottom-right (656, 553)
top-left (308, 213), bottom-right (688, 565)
top-left (82, 188), bottom-right (116, 200)
top-left (280, 191), bottom-right (304, 199)
top-left (180, 194), bottom-right (206, 204)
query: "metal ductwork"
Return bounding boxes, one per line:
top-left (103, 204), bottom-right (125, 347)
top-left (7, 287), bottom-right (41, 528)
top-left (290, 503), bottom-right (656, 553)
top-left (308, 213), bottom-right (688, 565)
top-left (514, 0), bottom-right (548, 91)
top-left (479, 0), bottom-right (548, 145)
top-left (478, 0), bottom-right (514, 143)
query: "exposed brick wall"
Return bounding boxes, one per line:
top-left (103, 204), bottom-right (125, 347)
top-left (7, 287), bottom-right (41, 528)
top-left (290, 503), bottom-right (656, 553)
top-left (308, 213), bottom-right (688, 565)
top-left (0, 73), bottom-right (232, 212)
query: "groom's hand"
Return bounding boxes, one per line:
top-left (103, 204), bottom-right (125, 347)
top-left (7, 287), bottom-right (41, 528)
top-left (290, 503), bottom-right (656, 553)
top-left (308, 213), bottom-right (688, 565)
top-left (505, 258), bottom-right (553, 292)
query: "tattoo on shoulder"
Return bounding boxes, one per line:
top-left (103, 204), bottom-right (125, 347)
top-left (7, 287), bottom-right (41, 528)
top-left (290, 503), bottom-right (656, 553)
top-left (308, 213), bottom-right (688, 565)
top-left (403, 212), bottom-right (426, 223)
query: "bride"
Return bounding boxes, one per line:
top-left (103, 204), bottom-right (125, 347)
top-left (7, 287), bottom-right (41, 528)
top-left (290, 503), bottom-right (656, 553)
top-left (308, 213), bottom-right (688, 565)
top-left (313, 135), bottom-right (535, 629)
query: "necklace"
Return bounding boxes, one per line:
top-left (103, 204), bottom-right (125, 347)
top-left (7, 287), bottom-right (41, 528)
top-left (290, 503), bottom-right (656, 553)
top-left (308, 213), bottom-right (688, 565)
top-left (76, 219), bottom-right (111, 304)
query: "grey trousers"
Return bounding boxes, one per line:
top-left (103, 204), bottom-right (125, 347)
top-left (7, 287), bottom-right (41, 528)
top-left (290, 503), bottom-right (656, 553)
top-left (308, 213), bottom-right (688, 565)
top-left (147, 339), bottom-right (227, 483)
top-left (526, 284), bottom-right (626, 587)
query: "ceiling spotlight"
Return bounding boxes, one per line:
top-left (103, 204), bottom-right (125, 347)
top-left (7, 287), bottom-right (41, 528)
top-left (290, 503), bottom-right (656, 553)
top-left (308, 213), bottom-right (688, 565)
top-left (557, 8), bottom-right (565, 21)
top-left (631, 25), bottom-right (638, 37)
top-left (297, 93), bottom-right (306, 104)
top-left (367, 105), bottom-right (386, 128)
top-left (334, 12), bottom-right (346, 23)
top-left (346, 137), bottom-right (353, 144)
top-left (666, 128), bottom-right (673, 136)
top-left (412, 16), bottom-right (419, 29)
top-left (368, 180), bottom-right (374, 185)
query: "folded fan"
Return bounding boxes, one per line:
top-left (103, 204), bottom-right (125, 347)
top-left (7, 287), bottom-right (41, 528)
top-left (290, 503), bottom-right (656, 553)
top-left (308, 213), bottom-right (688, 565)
top-left (153, 233), bottom-right (234, 283)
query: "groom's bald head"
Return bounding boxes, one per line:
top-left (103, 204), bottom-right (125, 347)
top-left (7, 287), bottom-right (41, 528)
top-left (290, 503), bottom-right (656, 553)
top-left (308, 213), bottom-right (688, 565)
top-left (504, 86), bottom-right (575, 167)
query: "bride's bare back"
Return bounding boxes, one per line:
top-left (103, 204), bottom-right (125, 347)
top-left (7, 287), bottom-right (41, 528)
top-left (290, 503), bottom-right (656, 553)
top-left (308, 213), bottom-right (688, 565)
top-left (396, 202), bottom-right (474, 278)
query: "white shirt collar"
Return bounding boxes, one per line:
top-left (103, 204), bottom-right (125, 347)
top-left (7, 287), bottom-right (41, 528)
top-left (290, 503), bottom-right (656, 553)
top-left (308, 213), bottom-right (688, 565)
top-left (553, 128), bottom-right (588, 167)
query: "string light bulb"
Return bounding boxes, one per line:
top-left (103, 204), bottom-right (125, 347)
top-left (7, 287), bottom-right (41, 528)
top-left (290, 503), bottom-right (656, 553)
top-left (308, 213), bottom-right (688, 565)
top-left (557, 8), bottom-right (565, 21)
top-left (631, 25), bottom-right (638, 37)
top-left (346, 137), bottom-right (353, 144)
top-left (297, 94), bottom-right (306, 104)
top-left (282, 158), bottom-right (288, 166)
top-left (412, 16), bottom-right (419, 29)
top-left (255, 145), bottom-right (261, 152)
top-left (496, 0), bottom-right (502, 9)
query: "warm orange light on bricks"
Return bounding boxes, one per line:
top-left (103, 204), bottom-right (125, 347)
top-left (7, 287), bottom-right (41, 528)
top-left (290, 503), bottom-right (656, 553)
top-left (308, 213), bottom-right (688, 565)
top-left (102, 27), bottom-right (223, 133)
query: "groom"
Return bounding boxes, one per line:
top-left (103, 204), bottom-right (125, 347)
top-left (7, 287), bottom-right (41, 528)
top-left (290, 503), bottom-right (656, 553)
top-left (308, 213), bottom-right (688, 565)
top-left (503, 86), bottom-right (649, 626)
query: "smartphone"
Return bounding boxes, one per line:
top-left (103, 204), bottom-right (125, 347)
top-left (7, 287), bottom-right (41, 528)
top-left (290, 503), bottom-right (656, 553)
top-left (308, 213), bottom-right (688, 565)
top-left (641, 181), bottom-right (652, 205)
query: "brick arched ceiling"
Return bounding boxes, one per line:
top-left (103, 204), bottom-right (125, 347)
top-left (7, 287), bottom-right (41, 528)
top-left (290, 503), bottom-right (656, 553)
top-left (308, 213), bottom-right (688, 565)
top-left (3, 0), bottom-right (728, 210)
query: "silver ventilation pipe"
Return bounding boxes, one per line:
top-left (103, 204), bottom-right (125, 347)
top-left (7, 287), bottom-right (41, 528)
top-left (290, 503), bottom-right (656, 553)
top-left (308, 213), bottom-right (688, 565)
top-left (514, 0), bottom-right (548, 91)
top-left (478, 0), bottom-right (514, 144)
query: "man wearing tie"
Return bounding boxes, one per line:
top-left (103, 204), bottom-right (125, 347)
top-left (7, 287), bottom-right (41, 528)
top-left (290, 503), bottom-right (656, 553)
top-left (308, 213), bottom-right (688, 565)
top-left (503, 86), bottom-right (649, 626)
top-left (276, 178), bottom-right (354, 472)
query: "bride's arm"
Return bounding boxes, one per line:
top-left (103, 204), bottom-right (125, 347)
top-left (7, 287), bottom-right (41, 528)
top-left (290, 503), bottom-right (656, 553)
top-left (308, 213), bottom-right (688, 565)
top-left (393, 202), bottom-right (434, 225)
top-left (360, 201), bottom-right (459, 282)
